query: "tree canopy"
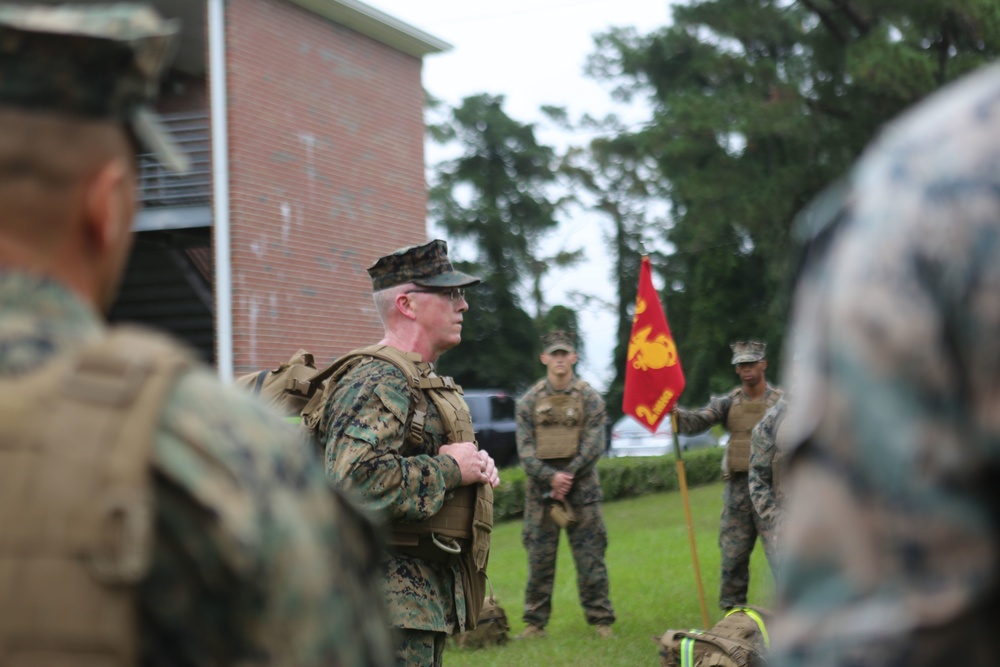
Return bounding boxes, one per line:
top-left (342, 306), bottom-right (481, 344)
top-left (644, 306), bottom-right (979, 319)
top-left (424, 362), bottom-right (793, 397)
top-left (426, 1), bottom-right (1000, 407)
top-left (587, 0), bottom-right (1000, 403)
top-left (429, 94), bottom-right (564, 390)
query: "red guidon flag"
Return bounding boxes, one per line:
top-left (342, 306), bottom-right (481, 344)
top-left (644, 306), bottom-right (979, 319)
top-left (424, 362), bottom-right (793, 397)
top-left (622, 256), bottom-right (685, 433)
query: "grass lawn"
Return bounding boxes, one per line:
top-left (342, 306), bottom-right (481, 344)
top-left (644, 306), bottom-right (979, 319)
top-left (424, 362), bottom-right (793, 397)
top-left (445, 481), bottom-right (774, 667)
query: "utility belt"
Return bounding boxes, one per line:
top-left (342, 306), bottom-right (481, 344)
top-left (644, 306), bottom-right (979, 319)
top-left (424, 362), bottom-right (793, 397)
top-left (389, 532), bottom-right (471, 565)
top-left (386, 485), bottom-right (480, 564)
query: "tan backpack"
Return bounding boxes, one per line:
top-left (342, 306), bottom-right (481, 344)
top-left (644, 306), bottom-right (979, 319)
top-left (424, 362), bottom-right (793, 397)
top-left (234, 349), bottom-right (339, 424)
top-left (452, 584), bottom-right (509, 650)
top-left (656, 606), bottom-right (771, 667)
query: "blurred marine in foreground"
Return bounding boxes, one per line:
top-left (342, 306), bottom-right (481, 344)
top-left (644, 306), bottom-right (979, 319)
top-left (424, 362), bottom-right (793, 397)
top-left (0, 5), bottom-right (392, 666)
top-left (774, 63), bottom-right (1000, 666)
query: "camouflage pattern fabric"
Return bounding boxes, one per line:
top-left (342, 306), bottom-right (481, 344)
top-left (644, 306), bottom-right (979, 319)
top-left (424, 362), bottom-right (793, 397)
top-left (0, 3), bottom-right (175, 118)
top-left (675, 384), bottom-right (782, 609)
top-left (772, 63), bottom-right (1000, 666)
top-left (317, 356), bottom-right (469, 659)
top-left (366, 239), bottom-right (479, 291)
top-left (0, 272), bottom-right (394, 667)
top-left (397, 630), bottom-right (445, 667)
top-left (748, 396), bottom-right (788, 575)
top-left (516, 377), bottom-right (615, 628)
top-left (521, 497), bottom-right (614, 628)
top-left (0, 3), bottom-right (188, 171)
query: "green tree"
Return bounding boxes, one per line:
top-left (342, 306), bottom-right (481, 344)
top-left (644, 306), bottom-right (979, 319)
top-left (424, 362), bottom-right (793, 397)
top-left (562, 127), bottom-right (663, 423)
top-left (436, 266), bottom-right (539, 392)
top-left (429, 94), bottom-right (562, 389)
top-left (588, 0), bottom-right (1000, 403)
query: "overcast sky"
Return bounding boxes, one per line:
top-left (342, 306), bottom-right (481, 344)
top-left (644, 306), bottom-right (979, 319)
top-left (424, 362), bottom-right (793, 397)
top-left (360, 0), bottom-right (675, 390)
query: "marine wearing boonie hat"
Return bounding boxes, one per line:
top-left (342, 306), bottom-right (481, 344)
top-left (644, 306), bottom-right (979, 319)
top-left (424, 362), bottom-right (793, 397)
top-left (0, 2), bottom-right (189, 172)
top-left (542, 330), bottom-right (576, 355)
top-left (367, 239), bottom-right (481, 291)
top-left (731, 340), bottom-right (766, 364)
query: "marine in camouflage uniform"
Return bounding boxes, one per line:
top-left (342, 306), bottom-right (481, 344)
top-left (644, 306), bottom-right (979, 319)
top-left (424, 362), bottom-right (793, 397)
top-left (772, 63), bottom-right (1000, 667)
top-left (747, 396), bottom-right (788, 576)
top-left (674, 341), bottom-right (783, 609)
top-left (516, 330), bottom-right (615, 639)
top-left (318, 240), bottom-right (500, 667)
top-left (0, 5), bottom-right (393, 666)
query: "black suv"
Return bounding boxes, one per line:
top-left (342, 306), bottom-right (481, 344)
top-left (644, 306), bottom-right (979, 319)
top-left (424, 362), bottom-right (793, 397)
top-left (464, 389), bottom-right (519, 468)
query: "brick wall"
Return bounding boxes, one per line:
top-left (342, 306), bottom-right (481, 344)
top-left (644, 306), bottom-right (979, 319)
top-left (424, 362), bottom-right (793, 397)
top-left (225, 0), bottom-right (430, 373)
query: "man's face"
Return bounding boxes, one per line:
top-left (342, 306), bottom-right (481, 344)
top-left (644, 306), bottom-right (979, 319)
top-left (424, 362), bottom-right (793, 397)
top-left (98, 149), bottom-right (139, 313)
top-left (541, 349), bottom-right (577, 378)
top-left (735, 360), bottom-right (767, 388)
top-left (409, 286), bottom-right (469, 355)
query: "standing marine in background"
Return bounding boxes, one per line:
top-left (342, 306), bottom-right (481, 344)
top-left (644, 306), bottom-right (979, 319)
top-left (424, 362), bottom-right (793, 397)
top-left (516, 330), bottom-right (615, 640)
top-left (673, 341), bottom-right (783, 609)
top-left (317, 240), bottom-right (500, 667)
top-left (0, 4), bottom-right (393, 666)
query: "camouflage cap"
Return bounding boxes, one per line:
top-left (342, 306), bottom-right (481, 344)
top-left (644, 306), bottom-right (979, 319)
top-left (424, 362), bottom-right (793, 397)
top-left (0, 3), bottom-right (189, 172)
top-left (367, 239), bottom-right (481, 291)
top-left (542, 330), bottom-right (575, 355)
top-left (731, 340), bottom-right (766, 364)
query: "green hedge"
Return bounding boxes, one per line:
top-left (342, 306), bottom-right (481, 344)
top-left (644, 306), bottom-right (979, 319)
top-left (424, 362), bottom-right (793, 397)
top-left (492, 447), bottom-right (724, 522)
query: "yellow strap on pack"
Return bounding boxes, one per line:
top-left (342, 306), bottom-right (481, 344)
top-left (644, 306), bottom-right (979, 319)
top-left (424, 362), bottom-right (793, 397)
top-left (724, 606), bottom-right (769, 648)
top-left (680, 629), bottom-right (703, 667)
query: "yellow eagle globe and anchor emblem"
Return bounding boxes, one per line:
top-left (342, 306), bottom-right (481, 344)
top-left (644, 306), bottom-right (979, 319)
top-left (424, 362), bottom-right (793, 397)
top-left (628, 323), bottom-right (679, 371)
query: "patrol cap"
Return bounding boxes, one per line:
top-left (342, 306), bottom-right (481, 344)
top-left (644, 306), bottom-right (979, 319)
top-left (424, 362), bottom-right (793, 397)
top-left (367, 239), bottom-right (481, 291)
top-left (0, 3), bottom-right (189, 173)
top-left (731, 340), bottom-right (766, 364)
top-left (542, 330), bottom-right (575, 355)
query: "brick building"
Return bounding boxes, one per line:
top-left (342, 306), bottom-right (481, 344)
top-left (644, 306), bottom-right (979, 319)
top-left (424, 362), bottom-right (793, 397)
top-left (109, 0), bottom-right (447, 378)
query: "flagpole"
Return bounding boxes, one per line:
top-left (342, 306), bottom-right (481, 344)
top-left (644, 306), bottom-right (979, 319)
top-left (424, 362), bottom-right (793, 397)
top-left (672, 410), bottom-right (711, 629)
top-left (622, 253), bottom-right (708, 627)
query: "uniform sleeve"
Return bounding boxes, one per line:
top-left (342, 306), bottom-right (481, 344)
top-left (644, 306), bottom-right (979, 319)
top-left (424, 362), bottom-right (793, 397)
top-left (749, 401), bottom-right (782, 533)
top-left (565, 386), bottom-right (607, 476)
top-left (143, 367), bottom-right (395, 667)
top-left (320, 360), bottom-right (462, 522)
top-left (515, 387), bottom-right (557, 487)
top-left (674, 392), bottom-right (732, 434)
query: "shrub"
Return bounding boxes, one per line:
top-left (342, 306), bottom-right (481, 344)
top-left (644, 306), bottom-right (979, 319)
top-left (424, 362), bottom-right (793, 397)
top-left (493, 447), bottom-right (723, 522)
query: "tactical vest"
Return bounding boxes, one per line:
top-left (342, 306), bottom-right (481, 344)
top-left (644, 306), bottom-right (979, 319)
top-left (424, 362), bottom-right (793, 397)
top-left (725, 389), bottom-right (782, 473)
top-left (0, 328), bottom-right (191, 667)
top-left (532, 379), bottom-right (586, 460)
top-left (310, 345), bottom-right (493, 628)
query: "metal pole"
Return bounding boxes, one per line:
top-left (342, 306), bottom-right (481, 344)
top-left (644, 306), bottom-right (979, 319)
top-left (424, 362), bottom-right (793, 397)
top-left (672, 411), bottom-right (711, 628)
top-left (208, 0), bottom-right (233, 382)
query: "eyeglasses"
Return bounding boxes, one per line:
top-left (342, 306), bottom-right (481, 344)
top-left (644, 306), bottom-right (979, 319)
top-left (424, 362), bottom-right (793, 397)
top-left (404, 287), bottom-right (467, 301)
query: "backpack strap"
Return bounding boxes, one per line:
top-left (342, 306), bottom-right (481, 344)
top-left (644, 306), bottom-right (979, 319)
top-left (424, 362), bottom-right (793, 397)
top-left (671, 629), bottom-right (762, 667)
top-left (680, 630), bottom-right (703, 667)
top-left (67, 327), bottom-right (194, 582)
top-left (250, 369), bottom-right (270, 396)
top-left (315, 344), bottom-right (457, 448)
top-left (724, 606), bottom-right (770, 648)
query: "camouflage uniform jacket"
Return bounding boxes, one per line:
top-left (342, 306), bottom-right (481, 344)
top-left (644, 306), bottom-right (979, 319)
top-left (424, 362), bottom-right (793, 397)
top-left (748, 396), bottom-right (788, 535)
top-left (516, 376), bottom-right (607, 505)
top-left (774, 63), bottom-right (1000, 665)
top-left (0, 272), bottom-right (393, 667)
top-left (674, 383), bottom-right (783, 435)
top-left (317, 355), bottom-right (469, 634)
